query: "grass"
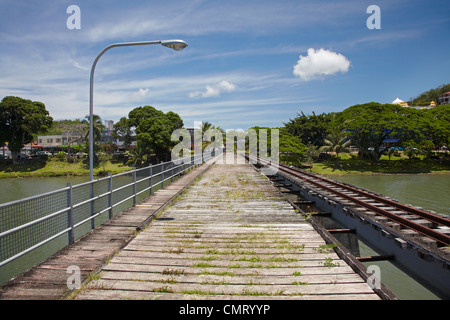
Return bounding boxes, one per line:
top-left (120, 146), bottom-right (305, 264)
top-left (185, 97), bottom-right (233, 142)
top-left (320, 257), bottom-right (340, 268)
top-left (307, 153), bottom-right (450, 175)
top-left (313, 244), bottom-right (339, 254)
top-left (0, 158), bottom-right (130, 178)
top-left (153, 285), bottom-right (174, 293)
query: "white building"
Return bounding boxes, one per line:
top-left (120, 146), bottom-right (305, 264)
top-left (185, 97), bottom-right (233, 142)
top-left (37, 132), bottom-right (84, 149)
top-left (391, 98), bottom-right (408, 107)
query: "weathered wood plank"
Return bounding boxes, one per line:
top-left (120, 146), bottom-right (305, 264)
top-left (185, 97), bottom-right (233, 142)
top-left (99, 270), bottom-right (367, 285)
top-left (115, 249), bottom-right (342, 262)
top-left (84, 278), bottom-right (376, 296)
top-left (105, 256), bottom-right (344, 269)
top-left (76, 289), bottom-right (381, 300)
top-left (74, 163), bottom-right (380, 300)
top-left (102, 262), bottom-right (354, 276)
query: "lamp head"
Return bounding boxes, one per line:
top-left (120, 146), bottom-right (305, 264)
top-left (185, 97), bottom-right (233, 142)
top-left (161, 39), bottom-right (188, 51)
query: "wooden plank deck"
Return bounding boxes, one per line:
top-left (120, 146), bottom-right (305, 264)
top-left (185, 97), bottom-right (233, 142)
top-left (75, 163), bottom-right (380, 300)
top-left (0, 161), bottom-right (214, 300)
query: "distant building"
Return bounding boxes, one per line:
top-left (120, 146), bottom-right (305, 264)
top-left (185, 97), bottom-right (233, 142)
top-left (391, 98), bottom-right (408, 107)
top-left (392, 97), bottom-right (437, 110)
top-left (35, 120), bottom-right (139, 152)
top-left (105, 120), bottom-right (114, 131)
top-left (438, 92), bottom-right (450, 105)
top-left (102, 120), bottom-right (115, 143)
top-left (37, 131), bottom-right (84, 150)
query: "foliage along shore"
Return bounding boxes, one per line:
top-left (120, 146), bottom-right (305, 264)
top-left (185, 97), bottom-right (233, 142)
top-left (0, 159), bottom-right (130, 179)
top-left (1, 153), bottom-right (449, 179)
top-left (308, 158), bottom-right (450, 176)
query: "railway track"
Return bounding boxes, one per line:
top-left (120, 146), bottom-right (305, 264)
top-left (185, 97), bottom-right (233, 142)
top-left (249, 155), bottom-right (450, 249)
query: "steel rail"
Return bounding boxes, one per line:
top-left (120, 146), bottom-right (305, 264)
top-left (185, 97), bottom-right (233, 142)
top-left (280, 166), bottom-right (450, 246)
top-left (252, 156), bottom-right (450, 246)
top-left (283, 163), bottom-right (450, 228)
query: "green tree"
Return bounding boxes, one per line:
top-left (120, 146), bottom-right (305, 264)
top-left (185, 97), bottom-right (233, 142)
top-left (335, 102), bottom-right (431, 162)
top-left (304, 144), bottom-right (320, 169)
top-left (386, 148), bottom-right (397, 161)
top-left (402, 140), bottom-right (419, 160)
top-left (424, 104), bottom-right (450, 148)
top-left (0, 96), bottom-right (53, 163)
top-left (83, 114), bottom-right (105, 145)
top-left (127, 106), bottom-right (184, 162)
top-left (97, 152), bottom-right (112, 173)
top-left (284, 111), bottom-right (335, 146)
top-left (318, 127), bottom-right (351, 163)
top-left (200, 121), bottom-right (214, 152)
top-left (200, 121), bottom-right (225, 152)
top-left (126, 141), bottom-right (149, 167)
top-left (81, 114), bottom-right (105, 156)
top-left (278, 127), bottom-right (307, 154)
top-left (248, 127), bottom-right (306, 165)
top-left (407, 83), bottom-right (450, 106)
top-left (113, 117), bottom-right (135, 150)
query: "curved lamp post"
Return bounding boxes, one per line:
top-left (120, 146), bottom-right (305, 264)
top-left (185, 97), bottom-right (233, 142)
top-left (89, 39), bottom-right (188, 180)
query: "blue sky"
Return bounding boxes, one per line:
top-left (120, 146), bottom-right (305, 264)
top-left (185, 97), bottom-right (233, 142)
top-left (0, 0), bottom-right (449, 130)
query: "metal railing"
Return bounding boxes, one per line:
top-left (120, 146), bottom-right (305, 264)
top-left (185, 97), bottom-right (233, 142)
top-left (0, 153), bottom-right (210, 270)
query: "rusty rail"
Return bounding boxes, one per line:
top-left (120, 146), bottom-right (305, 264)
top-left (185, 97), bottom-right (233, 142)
top-left (286, 164), bottom-right (450, 228)
top-left (252, 156), bottom-right (450, 246)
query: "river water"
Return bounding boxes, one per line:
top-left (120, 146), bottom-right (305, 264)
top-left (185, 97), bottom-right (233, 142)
top-left (0, 173), bottom-right (449, 298)
top-left (332, 173), bottom-right (450, 216)
top-left (331, 173), bottom-right (450, 300)
top-left (0, 176), bottom-right (90, 204)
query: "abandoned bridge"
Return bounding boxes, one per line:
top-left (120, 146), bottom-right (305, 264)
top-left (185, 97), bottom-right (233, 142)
top-left (1, 154), bottom-right (449, 300)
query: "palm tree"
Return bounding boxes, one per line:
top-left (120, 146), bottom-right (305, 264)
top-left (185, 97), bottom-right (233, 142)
top-left (200, 121), bottom-right (215, 152)
top-left (82, 114), bottom-right (105, 152)
top-left (83, 114), bottom-right (105, 142)
top-left (304, 144), bottom-right (320, 170)
top-left (201, 121), bottom-right (213, 134)
top-left (126, 141), bottom-right (148, 167)
top-left (319, 128), bottom-right (351, 163)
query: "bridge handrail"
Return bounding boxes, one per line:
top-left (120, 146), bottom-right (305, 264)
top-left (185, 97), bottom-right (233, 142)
top-left (0, 153), bottom-right (211, 269)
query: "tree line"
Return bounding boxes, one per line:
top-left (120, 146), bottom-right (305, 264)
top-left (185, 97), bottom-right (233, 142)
top-left (0, 96), bottom-right (185, 165)
top-left (283, 102), bottom-right (450, 163)
top-left (1, 95), bottom-right (449, 167)
top-left (407, 83), bottom-right (450, 106)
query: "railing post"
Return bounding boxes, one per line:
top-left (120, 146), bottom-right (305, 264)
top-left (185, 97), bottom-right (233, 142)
top-left (171, 161), bottom-right (174, 183)
top-left (108, 173), bottom-right (113, 219)
top-left (132, 167), bottom-right (136, 206)
top-left (160, 161), bottom-right (164, 189)
top-left (149, 164), bottom-right (153, 196)
top-left (67, 182), bottom-right (74, 245)
top-left (90, 182), bottom-right (95, 229)
top-left (89, 181), bottom-right (95, 229)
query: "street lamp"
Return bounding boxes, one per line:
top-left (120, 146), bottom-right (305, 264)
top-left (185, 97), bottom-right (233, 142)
top-left (88, 39), bottom-right (188, 180)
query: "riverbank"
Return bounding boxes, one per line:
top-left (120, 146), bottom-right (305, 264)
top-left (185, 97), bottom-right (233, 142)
top-left (2, 156), bottom-right (450, 178)
top-left (0, 159), bottom-right (130, 178)
top-left (306, 159), bottom-right (450, 176)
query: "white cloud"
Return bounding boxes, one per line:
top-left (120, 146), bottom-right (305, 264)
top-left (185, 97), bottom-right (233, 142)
top-left (293, 48), bottom-right (351, 81)
top-left (189, 80), bottom-right (236, 98)
top-left (133, 88), bottom-right (150, 99)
